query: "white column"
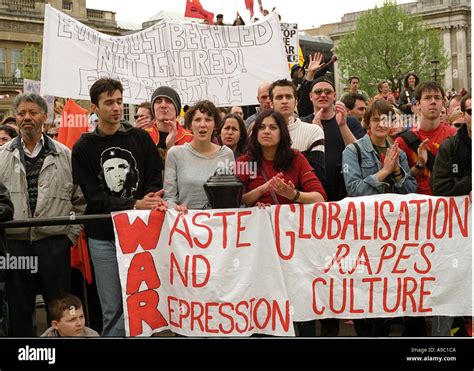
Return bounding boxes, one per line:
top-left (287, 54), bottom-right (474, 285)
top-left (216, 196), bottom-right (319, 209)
top-left (333, 39), bottom-right (344, 99)
top-left (442, 27), bottom-right (453, 90)
top-left (456, 24), bottom-right (468, 90)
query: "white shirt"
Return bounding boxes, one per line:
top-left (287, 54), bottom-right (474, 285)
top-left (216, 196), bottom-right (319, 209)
top-left (21, 135), bottom-right (45, 158)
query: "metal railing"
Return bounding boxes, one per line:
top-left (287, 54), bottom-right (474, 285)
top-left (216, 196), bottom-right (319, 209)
top-left (1, 0), bottom-right (36, 11)
top-left (0, 76), bottom-right (23, 87)
top-left (0, 214), bottom-right (111, 229)
top-left (87, 8), bottom-right (105, 20)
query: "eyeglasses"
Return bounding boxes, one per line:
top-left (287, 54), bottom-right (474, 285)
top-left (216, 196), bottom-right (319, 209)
top-left (465, 108), bottom-right (472, 116)
top-left (312, 88), bottom-right (334, 95)
top-left (421, 95), bottom-right (443, 101)
top-left (453, 122), bottom-right (464, 128)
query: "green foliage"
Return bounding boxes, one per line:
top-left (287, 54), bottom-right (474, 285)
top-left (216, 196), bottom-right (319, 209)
top-left (335, 1), bottom-right (449, 97)
top-left (21, 43), bottom-right (42, 81)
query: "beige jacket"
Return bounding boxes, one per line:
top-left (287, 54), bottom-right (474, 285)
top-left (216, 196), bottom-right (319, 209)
top-left (0, 135), bottom-right (85, 242)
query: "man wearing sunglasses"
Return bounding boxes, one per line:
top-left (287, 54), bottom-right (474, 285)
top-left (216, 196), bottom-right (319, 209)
top-left (302, 77), bottom-right (365, 202)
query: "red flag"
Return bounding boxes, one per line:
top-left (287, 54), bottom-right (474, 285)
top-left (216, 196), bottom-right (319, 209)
top-left (245, 0), bottom-right (254, 19)
top-left (58, 99), bottom-right (89, 149)
top-left (185, 0), bottom-right (214, 24)
top-left (71, 231), bottom-right (93, 284)
top-left (57, 100), bottom-right (92, 284)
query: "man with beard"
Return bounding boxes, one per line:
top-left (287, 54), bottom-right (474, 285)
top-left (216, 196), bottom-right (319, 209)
top-left (0, 93), bottom-right (85, 336)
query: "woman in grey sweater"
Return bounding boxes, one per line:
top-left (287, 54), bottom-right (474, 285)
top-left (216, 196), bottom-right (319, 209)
top-left (164, 100), bottom-right (234, 211)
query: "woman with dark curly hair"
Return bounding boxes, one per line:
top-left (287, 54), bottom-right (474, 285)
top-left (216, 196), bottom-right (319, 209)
top-left (236, 110), bottom-right (326, 207)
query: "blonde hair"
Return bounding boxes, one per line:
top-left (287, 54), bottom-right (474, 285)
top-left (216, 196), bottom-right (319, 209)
top-left (447, 110), bottom-right (464, 126)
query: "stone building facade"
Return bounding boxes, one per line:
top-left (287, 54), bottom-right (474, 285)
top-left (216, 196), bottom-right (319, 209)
top-left (0, 0), bottom-right (121, 119)
top-left (305, 0), bottom-right (471, 96)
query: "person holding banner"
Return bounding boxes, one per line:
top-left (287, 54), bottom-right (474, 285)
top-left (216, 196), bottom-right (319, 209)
top-left (236, 109), bottom-right (326, 207)
top-left (163, 100), bottom-right (234, 212)
top-left (430, 93), bottom-right (471, 337)
top-left (72, 78), bottom-right (166, 336)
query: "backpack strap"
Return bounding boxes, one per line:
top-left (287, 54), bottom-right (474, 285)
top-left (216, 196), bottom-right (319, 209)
top-left (352, 142), bottom-right (362, 167)
top-left (399, 131), bottom-right (436, 171)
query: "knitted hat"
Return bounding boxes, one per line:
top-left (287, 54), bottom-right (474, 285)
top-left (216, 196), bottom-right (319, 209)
top-left (311, 76), bottom-right (336, 91)
top-left (150, 86), bottom-right (181, 118)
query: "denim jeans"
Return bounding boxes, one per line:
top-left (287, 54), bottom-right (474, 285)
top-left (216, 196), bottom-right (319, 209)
top-left (88, 238), bottom-right (125, 336)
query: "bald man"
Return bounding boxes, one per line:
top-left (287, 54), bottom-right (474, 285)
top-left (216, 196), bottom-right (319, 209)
top-left (245, 82), bottom-right (272, 129)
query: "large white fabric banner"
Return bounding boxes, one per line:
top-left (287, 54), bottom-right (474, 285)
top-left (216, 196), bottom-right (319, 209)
top-left (112, 194), bottom-right (472, 336)
top-left (40, 5), bottom-right (288, 106)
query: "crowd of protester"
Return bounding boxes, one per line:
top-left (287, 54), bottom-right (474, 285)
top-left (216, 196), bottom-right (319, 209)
top-left (0, 15), bottom-right (471, 337)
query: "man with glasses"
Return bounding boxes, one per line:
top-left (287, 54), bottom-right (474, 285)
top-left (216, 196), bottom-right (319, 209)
top-left (303, 77), bottom-right (365, 202)
top-left (395, 81), bottom-right (456, 196)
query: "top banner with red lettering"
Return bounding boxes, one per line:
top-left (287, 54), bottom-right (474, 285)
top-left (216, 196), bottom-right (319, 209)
top-left (112, 194), bottom-right (472, 337)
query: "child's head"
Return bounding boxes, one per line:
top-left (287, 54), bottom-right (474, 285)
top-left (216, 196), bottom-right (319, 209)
top-left (48, 293), bottom-right (85, 336)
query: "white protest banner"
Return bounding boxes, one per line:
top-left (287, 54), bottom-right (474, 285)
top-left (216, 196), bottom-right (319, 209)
top-left (280, 23), bottom-right (298, 64)
top-left (23, 79), bottom-right (54, 123)
top-left (41, 5), bottom-right (288, 106)
top-left (112, 194), bottom-right (471, 336)
top-left (113, 208), bottom-right (293, 337)
top-left (272, 194), bottom-right (472, 321)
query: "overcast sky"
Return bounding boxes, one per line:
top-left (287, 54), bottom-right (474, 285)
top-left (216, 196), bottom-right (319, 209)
top-left (86, 0), bottom-right (414, 30)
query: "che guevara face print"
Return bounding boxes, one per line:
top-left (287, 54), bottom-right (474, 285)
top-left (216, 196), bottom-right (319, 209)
top-left (99, 147), bottom-right (139, 198)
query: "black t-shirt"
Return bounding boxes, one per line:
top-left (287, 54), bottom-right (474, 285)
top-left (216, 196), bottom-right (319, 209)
top-left (72, 123), bottom-right (164, 240)
top-left (302, 114), bottom-right (365, 201)
top-left (158, 131), bottom-right (167, 150)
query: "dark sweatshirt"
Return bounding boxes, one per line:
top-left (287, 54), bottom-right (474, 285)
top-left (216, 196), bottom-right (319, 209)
top-left (71, 121), bottom-right (163, 240)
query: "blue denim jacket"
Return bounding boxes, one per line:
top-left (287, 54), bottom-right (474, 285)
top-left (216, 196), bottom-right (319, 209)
top-left (342, 134), bottom-right (417, 196)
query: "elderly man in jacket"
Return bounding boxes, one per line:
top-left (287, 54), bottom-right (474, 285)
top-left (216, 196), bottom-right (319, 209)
top-left (0, 93), bottom-right (85, 336)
